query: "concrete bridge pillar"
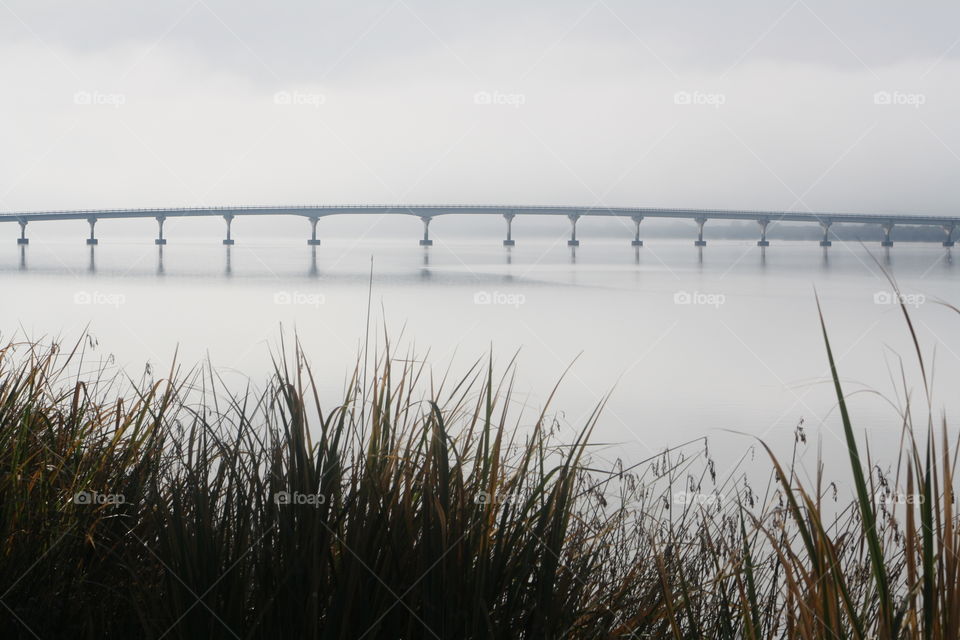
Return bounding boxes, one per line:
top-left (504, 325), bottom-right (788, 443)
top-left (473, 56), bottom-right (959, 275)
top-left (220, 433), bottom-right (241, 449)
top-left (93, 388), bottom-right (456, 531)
top-left (881, 222), bottom-right (894, 247)
top-left (308, 216), bottom-right (321, 246)
top-left (567, 214), bottom-right (580, 247)
top-left (155, 216), bottom-right (167, 245)
top-left (86, 217), bottom-right (98, 245)
top-left (757, 218), bottom-right (770, 247)
top-left (419, 216), bottom-right (433, 246)
top-left (16, 219), bottom-right (28, 245)
top-left (503, 213), bottom-right (516, 247)
top-left (942, 223), bottom-right (956, 247)
top-left (223, 214), bottom-right (235, 245)
top-left (631, 215), bottom-right (644, 247)
top-left (694, 217), bottom-right (707, 246)
top-left (819, 220), bottom-right (833, 247)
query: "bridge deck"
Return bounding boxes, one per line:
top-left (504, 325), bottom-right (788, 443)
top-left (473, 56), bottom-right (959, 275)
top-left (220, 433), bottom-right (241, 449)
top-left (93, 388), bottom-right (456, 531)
top-left (0, 204), bottom-right (957, 226)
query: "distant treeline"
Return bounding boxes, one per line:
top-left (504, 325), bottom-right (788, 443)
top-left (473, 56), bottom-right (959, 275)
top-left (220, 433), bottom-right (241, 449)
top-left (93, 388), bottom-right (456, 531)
top-left (643, 220), bottom-right (951, 241)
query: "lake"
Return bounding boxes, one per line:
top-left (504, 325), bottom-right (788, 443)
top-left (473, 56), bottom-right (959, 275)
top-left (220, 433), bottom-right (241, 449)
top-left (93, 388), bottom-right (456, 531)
top-left (2, 235), bottom-right (957, 480)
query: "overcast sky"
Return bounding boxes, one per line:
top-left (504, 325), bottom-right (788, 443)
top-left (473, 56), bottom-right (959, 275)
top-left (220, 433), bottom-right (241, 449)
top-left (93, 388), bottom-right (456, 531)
top-left (1, 1), bottom-right (959, 219)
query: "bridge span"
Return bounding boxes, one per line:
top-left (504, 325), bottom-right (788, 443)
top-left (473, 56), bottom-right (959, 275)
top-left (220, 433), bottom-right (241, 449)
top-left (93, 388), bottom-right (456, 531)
top-left (1, 205), bottom-right (957, 248)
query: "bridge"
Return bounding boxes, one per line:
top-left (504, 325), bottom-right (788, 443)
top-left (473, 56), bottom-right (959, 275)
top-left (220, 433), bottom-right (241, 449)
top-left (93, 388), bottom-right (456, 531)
top-left (1, 205), bottom-right (958, 248)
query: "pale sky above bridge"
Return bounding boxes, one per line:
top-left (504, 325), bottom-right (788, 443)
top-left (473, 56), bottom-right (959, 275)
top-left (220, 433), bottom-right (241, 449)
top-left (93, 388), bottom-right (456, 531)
top-left (1, 1), bottom-right (959, 233)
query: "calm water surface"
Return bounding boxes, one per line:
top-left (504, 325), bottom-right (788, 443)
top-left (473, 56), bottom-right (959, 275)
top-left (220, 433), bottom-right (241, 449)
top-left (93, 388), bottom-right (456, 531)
top-left (2, 235), bottom-right (958, 476)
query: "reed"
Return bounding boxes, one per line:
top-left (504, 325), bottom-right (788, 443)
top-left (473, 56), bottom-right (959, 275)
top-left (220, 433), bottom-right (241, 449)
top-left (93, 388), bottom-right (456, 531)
top-left (0, 296), bottom-right (957, 638)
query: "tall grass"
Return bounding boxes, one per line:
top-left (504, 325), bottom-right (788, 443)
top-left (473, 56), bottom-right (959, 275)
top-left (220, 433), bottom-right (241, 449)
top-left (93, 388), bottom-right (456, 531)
top-left (0, 297), bottom-right (957, 638)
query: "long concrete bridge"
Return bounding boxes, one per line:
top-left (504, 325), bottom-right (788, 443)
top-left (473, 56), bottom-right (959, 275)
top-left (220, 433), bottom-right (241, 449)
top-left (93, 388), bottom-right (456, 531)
top-left (1, 205), bottom-right (958, 248)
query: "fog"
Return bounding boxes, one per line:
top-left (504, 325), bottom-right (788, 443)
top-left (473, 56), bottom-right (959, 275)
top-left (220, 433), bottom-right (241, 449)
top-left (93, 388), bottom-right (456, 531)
top-left (1, 1), bottom-right (958, 237)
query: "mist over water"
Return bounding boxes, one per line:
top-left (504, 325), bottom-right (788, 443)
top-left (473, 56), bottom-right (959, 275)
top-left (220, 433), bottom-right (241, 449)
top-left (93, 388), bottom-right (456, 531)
top-left (1, 0), bottom-right (957, 485)
top-left (2, 234), bottom-right (956, 476)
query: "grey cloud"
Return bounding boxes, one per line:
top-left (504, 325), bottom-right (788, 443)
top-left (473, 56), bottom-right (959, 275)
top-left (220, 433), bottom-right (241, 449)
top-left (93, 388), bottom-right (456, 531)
top-left (0, 1), bottom-right (958, 225)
